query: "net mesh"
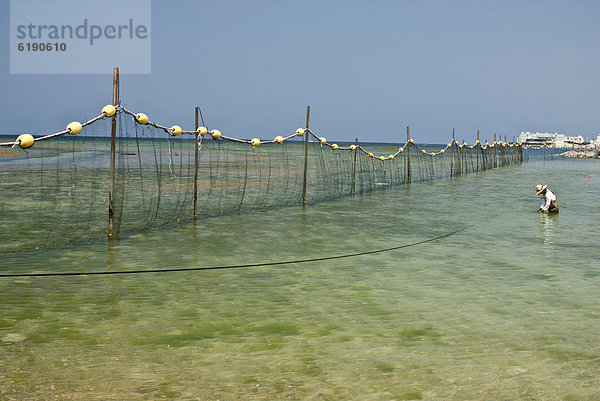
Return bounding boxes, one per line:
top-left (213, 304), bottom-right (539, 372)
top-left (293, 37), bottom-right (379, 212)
top-left (0, 106), bottom-right (523, 254)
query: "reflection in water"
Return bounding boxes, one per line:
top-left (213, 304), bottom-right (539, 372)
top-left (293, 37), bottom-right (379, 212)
top-left (536, 212), bottom-right (558, 252)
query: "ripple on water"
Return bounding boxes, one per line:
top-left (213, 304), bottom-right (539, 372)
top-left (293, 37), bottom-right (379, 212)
top-left (1, 159), bottom-right (599, 399)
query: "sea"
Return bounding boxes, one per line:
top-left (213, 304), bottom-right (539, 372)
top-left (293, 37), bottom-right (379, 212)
top-left (1, 155), bottom-right (599, 400)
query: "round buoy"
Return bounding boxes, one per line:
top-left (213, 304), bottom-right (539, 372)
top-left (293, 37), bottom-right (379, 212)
top-left (170, 125), bottom-right (182, 136)
top-left (102, 104), bottom-right (116, 117)
top-left (350, 145), bottom-right (357, 151)
top-left (251, 138), bottom-right (260, 147)
top-left (135, 113), bottom-right (149, 125)
top-left (296, 128), bottom-right (305, 136)
top-left (319, 137), bottom-right (327, 145)
top-left (66, 121), bottom-right (82, 135)
top-left (332, 144), bottom-right (338, 150)
top-left (16, 134), bottom-right (34, 149)
top-left (197, 126), bottom-right (208, 136)
top-left (275, 135), bottom-right (284, 144)
top-left (211, 130), bottom-right (221, 140)
top-left (389, 154), bottom-right (394, 159)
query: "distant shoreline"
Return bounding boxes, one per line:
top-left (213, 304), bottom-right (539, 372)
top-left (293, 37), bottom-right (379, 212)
top-left (556, 149), bottom-right (599, 158)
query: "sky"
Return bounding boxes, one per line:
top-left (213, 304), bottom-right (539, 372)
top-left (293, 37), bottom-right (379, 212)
top-left (1, 0), bottom-right (599, 144)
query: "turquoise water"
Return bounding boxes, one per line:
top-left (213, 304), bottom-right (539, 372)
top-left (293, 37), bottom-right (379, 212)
top-left (1, 158), bottom-right (599, 400)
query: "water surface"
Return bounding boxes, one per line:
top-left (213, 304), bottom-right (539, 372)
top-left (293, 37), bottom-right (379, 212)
top-left (1, 158), bottom-right (599, 400)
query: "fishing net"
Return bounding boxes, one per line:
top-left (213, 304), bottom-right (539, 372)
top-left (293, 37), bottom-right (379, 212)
top-left (522, 147), bottom-right (567, 161)
top-left (0, 104), bottom-right (523, 254)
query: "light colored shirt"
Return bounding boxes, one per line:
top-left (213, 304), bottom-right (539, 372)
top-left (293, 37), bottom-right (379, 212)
top-left (540, 189), bottom-right (556, 211)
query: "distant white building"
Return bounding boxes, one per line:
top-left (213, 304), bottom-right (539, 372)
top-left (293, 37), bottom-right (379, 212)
top-left (519, 131), bottom-right (585, 148)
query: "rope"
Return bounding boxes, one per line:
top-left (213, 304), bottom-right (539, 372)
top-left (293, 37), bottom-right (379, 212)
top-left (1, 102), bottom-right (523, 161)
top-left (0, 224), bottom-right (473, 278)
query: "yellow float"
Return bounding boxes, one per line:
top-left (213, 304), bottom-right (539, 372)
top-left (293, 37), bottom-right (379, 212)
top-left (170, 125), bottom-right (182, 136)
top-left (135, 113), bottom-right (149, 125)
top-left (66, 121), bottom-right (82, 135)
top-left (16, 134), bottom-right (34, 149)
top-left (102, 104), bottom-right (116, 117)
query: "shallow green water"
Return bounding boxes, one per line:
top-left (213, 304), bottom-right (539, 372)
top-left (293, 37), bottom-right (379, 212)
top-left (1, 158), bottom-right (599, 400)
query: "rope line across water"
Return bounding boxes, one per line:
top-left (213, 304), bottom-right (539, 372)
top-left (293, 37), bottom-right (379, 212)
top-left (1, 103), bottom-right (522, 159)
top-left (0, 224), bottom-right (473, 278)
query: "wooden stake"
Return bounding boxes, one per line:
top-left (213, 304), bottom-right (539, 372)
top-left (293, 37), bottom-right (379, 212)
top-left (451, 128), bottom-right (455, 178)
top-left (494, 132), bottom-right (497, 168)
top-left (194, 106), bottom-right (199, 220)
top-left (406, 126), bottom-right (411, 184)
top-left (352, 137), bottom-right (358, 195)
top-left (461, 138), bottom-right (465, 174)
top-left (476, 130), bottom-right (480, 172)
top-left (108, 67), bottom-right (119, 238)
top-left (301, 105), bottom-right (310, 204)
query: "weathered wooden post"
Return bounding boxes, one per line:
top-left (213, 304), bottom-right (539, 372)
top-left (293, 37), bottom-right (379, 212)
top-left (406, 126), bottom-right (411, 184)
top-left (461, 138), bottom-right (466, 174)
top-left (194, 106), bottom-right (199, 220)
top-left (475, 130), bottom-right (480, 172)
top-left (301, 105), bottom-right (310, 204)
top-left (494, 133), bottom-right (498, 168)
top-left (352, 137), bottom-right (358, 195)
top-left (108, 67), bottom-right (119, 238)
top-left (451, 128), bottom-right (455, 178)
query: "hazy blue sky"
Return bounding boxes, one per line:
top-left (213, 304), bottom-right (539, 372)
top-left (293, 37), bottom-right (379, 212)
top-left (1, 0), bottom-right (599, 143)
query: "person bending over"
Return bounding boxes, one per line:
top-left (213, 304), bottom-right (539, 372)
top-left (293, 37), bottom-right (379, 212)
top-left (535, 184), bottom-right (559, 213)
